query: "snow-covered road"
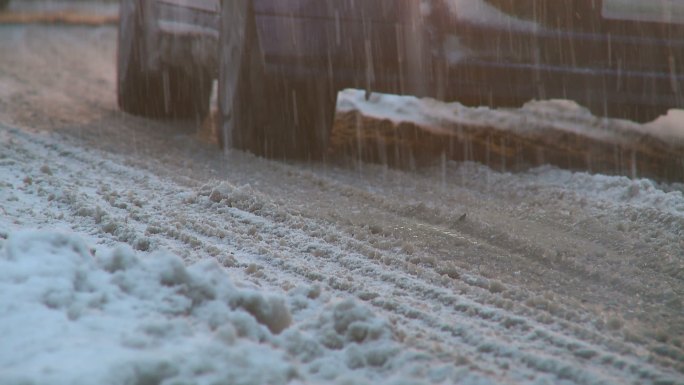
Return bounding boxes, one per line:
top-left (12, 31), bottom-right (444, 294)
top-left (0, 16), bottom-right (683, 385)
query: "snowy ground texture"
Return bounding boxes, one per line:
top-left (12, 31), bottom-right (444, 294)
top-left (0, 128), bottom-right (537, 385)
top-left (0, 229), bottom-right (402, 385)
top-left (1, 122), bottom-right (683, 384)
top-left (1, 2), bottom-right (684, 384)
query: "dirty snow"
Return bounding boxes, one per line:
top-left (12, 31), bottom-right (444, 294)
top-left (337, 89), bottom-right (684, 145)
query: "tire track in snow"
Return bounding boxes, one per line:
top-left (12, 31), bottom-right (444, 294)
top-left (2, 126), bottom-right (681, 384)
top-left (289, 163), bottom-right (684, 347)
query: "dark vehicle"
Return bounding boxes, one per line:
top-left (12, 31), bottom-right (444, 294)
top-left (117, 0), bottom-right (684, 159)
top-left (117, 0), bottom-right (220, 120)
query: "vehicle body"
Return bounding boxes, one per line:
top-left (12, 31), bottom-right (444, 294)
top-left (117, 0), bottom-right (220, 119)
top-left (121, 0), bottom-right (220, 78)
top-left (249, 0), bottom-right (683, 119)
top-left (117, 0), bottom-right (684, 158)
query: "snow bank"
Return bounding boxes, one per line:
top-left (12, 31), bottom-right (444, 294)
top-left (0, 230), bottom-right (295, 385)
top-left (644, 109), bottom-right (684, 144)
top-left (337, 89), bottom-right (684, 145)
top-left (528, 167), bottom-right (684, 215)
top-left (0, 230), bottom-right (456, 385)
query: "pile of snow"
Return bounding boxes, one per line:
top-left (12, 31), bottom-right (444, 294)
top-left (0, 230), bottom-right (457, 385)
top-left (458, 163), bottom-right (684, 216)
top-left (337, 89), bottom-right (684, 146)
top-left (528, 167), bottom-right (684, 214)
top-left (0, 231), bottom-right (295, 385)
top-left (644, 109), bottom-right (684, 144)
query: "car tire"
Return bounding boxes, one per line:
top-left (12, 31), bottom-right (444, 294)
top-left (216, 0), bottom-right (337, 160)
top-left (117, 0), bottom-right (211, 120)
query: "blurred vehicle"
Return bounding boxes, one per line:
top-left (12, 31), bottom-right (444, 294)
top-left (117, 0), bottom-right (220, 120)
top-left (117, 0), bottom-right (684, 159)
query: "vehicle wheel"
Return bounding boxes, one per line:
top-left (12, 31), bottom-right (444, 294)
top-left (117, 0), bottom-right (211, 120)
top-left (217, 0), bottom-right (337, 160)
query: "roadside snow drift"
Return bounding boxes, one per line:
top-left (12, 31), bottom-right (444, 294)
top-left (0, 231), bottom-right (296, 385)
top-left (0, 230), bottom-right (457, 385)
top-left (337, 89), bottom-right (684, 146)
